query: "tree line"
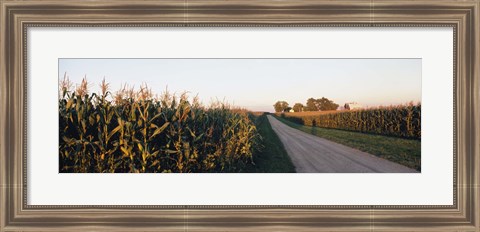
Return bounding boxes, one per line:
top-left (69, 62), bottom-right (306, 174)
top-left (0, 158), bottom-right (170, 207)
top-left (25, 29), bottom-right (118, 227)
top-left (273, 97), bottom-right (339, 113)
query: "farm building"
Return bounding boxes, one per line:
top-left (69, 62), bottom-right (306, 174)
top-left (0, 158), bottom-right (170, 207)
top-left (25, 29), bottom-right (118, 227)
top-left (344, 102), bottom-right (363, 110)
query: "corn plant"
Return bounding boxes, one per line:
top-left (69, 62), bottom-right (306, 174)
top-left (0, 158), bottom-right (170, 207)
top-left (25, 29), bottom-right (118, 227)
top-left (280, 104), bottom-right (421, 140)
top-left (59, 77), bottom-right (260, 173)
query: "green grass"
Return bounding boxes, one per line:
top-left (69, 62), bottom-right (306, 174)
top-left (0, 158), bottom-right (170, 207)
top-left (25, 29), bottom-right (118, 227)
top-left (274, 115), bottom-right (421, 171)
top-left (246, 114), bottom-right (296, 173)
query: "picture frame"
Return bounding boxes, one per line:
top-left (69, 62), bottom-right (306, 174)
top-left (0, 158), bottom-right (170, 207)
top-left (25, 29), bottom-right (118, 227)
top-left (0, 0), bottom-right (478, 231)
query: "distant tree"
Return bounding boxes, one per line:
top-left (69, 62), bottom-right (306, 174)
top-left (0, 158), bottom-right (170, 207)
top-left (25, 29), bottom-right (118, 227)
top-left (304, 97), bottom-right (339, 111)
top-left (273, 101), bottom-right (289, 113)
top-left (317, 97), bottom-right (339, 111)
top-left (293, 103), bottom-right (304, 112)
top-left (305, 98), bottom-right (319, 111)
top-left (284, 107), bottom-right (293, 112)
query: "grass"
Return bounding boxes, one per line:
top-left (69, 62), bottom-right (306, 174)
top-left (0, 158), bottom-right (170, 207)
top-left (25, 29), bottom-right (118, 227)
top-left (274, 115), bottom-right (421, 171)
top-left (246, 114), bottom-right (296, 173)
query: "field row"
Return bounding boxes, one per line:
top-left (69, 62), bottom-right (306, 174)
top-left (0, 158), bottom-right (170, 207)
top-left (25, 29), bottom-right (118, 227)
top-left (278, 104), bottom-right (421, 140)
top-left (59, 81), bottom-right (260, 173)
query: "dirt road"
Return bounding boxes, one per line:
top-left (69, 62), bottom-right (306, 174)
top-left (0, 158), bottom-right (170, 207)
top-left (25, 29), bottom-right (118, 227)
top-left (267, 115), bottom-right (418, 173)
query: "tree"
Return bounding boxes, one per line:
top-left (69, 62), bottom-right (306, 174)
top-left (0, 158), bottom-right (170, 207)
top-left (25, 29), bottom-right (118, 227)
top-left (317, 97), bottom-right (339, 111)
top-left (284, 107), bottom-right (292, 112)
top-left (305, 98), bottom-right (318, 111)
top-left (293, 103), bottom-right (304, 112)
top-left (304, 97), bottom-right (339, 111)
top-left (273, 101), bottom-right (289, 113)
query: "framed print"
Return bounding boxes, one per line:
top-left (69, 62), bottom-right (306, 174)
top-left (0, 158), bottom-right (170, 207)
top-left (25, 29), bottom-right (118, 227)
top-left (0, 0), bottom-right (479, 231)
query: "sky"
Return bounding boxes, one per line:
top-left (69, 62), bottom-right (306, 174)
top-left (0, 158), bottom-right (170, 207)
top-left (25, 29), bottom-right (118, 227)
top-left (59, 59), bottom-right (421, 112)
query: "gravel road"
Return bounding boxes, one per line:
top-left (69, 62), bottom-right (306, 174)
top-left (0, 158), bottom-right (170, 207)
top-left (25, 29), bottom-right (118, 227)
top-left (267, 115), bottom-right (418, 173)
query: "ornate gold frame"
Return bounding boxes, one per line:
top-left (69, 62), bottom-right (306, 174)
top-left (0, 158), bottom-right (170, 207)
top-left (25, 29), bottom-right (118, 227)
top-left (1, 0), bottom-right (478, 231)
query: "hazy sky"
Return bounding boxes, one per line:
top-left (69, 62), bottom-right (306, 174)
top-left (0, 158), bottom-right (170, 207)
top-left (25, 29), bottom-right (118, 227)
top-left (59, 59), bottom-right (421, 112)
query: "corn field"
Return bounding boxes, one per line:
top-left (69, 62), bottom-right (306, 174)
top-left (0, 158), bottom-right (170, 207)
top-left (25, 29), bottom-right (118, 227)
top-left (280, 104), bottom-right (421, 140)
top-left (59, 77), bottom-right (260, 173)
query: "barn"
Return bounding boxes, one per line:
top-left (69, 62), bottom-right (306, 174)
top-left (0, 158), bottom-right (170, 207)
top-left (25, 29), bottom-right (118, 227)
top-left (344, 102), bottom-right (363, 110)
